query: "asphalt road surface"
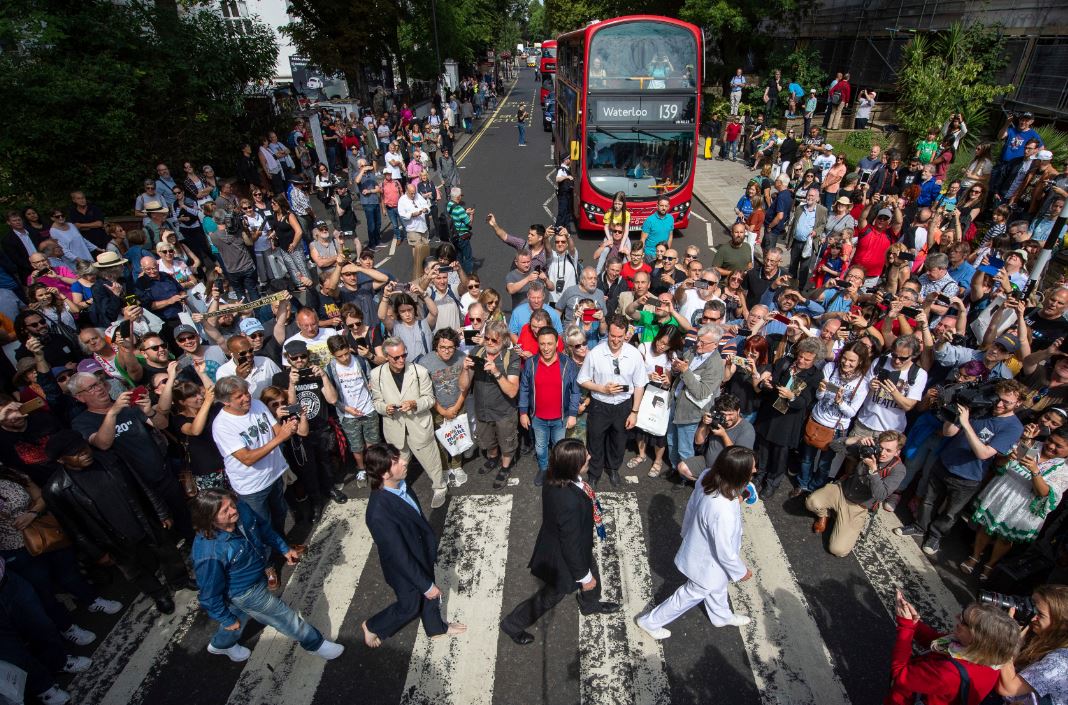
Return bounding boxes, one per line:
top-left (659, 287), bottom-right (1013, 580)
top-left (62, 71), bottom-right (981, 705)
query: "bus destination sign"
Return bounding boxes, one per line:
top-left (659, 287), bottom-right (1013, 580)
top-left (592, 97), bottom-right (695, 125)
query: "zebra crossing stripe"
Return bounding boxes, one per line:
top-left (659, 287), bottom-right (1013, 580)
top-left (225, 498), bottom-right (375, 705)
top-left (580, 492), bottom-right (670, 705)
top-left (67, 591), bottom-right (199, 705)
top-left (730, 502), bottom-right (851, 705)
top-left (400, 494), bottom-right (513, 705)
top-left (856, 514), bottom-right (961, 630)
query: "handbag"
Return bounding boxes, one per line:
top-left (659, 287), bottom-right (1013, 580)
top-left (804, 417), bottom-right (835, 450)
top-left (635, 385), bottom-right (670, 437)
top-left (22, 513), bottom-right (71, 556)
top-left (178, 439), bottom-right (198, 498)
top-left (435, 413), bottom-right (474, 457)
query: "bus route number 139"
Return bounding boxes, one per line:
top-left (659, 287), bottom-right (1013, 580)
top-left (657, 103), bottom-right (679, 120)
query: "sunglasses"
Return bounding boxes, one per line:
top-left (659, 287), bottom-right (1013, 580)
top-left (141, 343), bottom-right (167, 352)
top-left (663, 256), bottom-right (677, 261)
top-left (248, 331), bottom-right (264, 339)
top-left (387, 352), bottom-right (408, 361)
top-left (612, 358), bottom-right (620, 375)
top-left (176, 335), bottom-right (198, 344)
top-left (288, 353), bottom-right (309, 361)
top-left (891, 354), bottom-right (911, 362)
top-left (469, 316), bottom-right (484, 323)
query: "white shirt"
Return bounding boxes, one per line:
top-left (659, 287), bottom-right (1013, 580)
top-left (577, 342), bottom-right (647, 405)
top-left (12, 229), bottom-right (36, 257)
top-left (810, 362), bottom-right (867, 428)
top-left (333, 357), bottom-right (375, 417)
top-left (855, 359), bottom-right (928, 432)
top-left (282, 328), bottom-right (337, 368)
top-left (398, 193), bottom-right (430, 234)
top-left (49, 224), bottom-right (97, 261)
top-left (546, 251), bottom-right (579, 304)
top-left (214, 356), bottom-right (281, 399)
top-left (384, 150), bottom-right (406, 179)
top-left (212, 399), bottom-right (288, 494)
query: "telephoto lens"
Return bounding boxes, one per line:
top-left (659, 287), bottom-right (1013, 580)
top-left (978, 590), bottom-right (1036, 626)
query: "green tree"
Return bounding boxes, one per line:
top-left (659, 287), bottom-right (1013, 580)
top-left (895, 22), bottom-right (1013, 145)
top-left (527, 0), bottom-right (547, 40)
top-left (0, 0), bottom-right (277, 214)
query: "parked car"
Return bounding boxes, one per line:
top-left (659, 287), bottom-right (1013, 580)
top-left (543, 93), bottom-right (555, 131)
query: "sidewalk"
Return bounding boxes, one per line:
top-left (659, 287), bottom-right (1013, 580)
top-left (691, 154), bottom-right (752, 232)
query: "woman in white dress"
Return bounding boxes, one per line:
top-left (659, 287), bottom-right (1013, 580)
top-left (962, 427), bottom-right (1068, 581)
top-left (636, 446), bottom-right (756, 638)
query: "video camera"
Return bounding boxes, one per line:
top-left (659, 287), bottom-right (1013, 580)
top-left (932, 381), bottom-right (1000, 424)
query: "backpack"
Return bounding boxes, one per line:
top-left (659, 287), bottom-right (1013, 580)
top-left (830, 91), bottom-right (842, 106)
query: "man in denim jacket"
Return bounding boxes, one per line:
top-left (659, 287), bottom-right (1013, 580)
top-left (519, 327), bottom-right (581, 486)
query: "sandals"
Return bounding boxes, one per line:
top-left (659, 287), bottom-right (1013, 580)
top-left (978, 565), bottom-right (995, 582)
top-left (648, 462), bottom-right (663, 478)
top-left (627, 456), bottom-right (646, 470)
top-left (492, 467), bottom-right (511, 490)
top-left (959, 556), bottom-right (981, 575)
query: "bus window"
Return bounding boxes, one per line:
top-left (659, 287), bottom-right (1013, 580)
top-left (588, 22), bottom-right (697, 90)
top-left (586, 129), bottom-right (694, 199)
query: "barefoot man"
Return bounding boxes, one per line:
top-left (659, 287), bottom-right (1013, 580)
top-left (360, 443), bottom-right (466, 647)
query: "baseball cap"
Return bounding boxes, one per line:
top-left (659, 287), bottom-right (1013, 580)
top-left (877, 208), bottom-right (893, 218)
top-left (284, 340), bottom-right (309, 356)
top-left (1036, 150), bottom-right (1054, 161)
top-left (76, 358), bottom-right (103, 374)
top-left (1010, 248), bottom-right (1029, 264)
top-left (174, 324), bottom-right (198, 339)
top-left (1020, 111), bottom-right (1034, 119)
top-left (823, 144), bottom-right (834, 151)
top-left (994, 332), bottom-right (1020, 353)
top-left (239, 318), bottom-right (265, 335)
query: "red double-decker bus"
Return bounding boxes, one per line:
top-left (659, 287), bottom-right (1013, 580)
top-left (539, 39), bottom-right (557, 106)
top-left (553, 16), bottom-right (701, 232)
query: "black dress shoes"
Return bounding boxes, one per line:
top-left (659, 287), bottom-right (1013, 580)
top-left (500, 621), bottom-right (535, 645)
top-left (608, 471), bottom-right (621, 487)
top-left (153, 595), bottom-right (175, 615)
top-left (330, 489), bottom-right (349, 504)
top-left (579, 599), bottom-right (622, 615)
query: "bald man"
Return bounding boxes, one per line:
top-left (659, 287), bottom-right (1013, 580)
top-left (135, 254), bottom-right (186, 339)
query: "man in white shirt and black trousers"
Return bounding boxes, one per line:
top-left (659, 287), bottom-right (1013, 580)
top-left (577, 315), bottom-right (647, 486)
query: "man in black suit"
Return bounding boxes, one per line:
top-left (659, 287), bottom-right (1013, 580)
top-left (500, 438), bottom-right (620, 645)
top-left (360, 443), bottom-right (465, 648)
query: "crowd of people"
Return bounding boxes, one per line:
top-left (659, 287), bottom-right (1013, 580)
top-left (0, 63), bottom-right (1066, 705)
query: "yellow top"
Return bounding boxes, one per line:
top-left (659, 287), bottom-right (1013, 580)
top-left (604, 209), bottom-right (631, 229)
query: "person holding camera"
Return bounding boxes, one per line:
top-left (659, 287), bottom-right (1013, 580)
top-left (805, 431), bottom-right (905, 556)
top-left (996, 584), bottom-right (1068, 704)
top-left (678, 393), bottom-right (755, 480)
top-left (897, 380), bottom-right (1026, 557)
top-left (191, 488), bottom-right (343, 663)
top-left (887, 591), bottom-right (1022, 705)
top-left (963, 427), bottom-right (1068, 581)
top-left (935, 330), bottom-right (1022, 381)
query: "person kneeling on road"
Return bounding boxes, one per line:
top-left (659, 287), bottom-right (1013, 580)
top-left (805, 431), bottom-right (906, 557)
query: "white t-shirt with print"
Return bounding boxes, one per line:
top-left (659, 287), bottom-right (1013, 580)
top-left (282, 328), bottom-right (337, 368)
top-left (212, 399), bottom-right (288, 494)
top-left (855, 359), bottom-right (928, 432)
top-left (333, 358), bottom-right (375, 418)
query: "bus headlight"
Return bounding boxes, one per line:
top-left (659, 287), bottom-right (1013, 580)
top-left (583, 203), bottom-right (605, 217)
top-left (671, 201), bottom-right (691, 216)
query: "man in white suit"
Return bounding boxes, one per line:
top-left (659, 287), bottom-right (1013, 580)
top-left (635, 446), bottom-right (757, 639)
top-left (369, 337), bottom-right (448, 508)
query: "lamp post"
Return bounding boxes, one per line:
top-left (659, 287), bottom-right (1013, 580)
top-left (430, 0), bottom-right (442, 81)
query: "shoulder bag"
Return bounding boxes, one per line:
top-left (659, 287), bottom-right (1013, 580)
top-left (23, 513), bottom-right (71, 556)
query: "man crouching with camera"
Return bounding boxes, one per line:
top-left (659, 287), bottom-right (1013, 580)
top-left (678, 394), bottom-right (756, 481)
top-left (805, 431), bottom-right (905, 557)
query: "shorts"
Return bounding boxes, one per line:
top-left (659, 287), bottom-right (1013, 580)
top-left (475, 411), bottom-right (519, 455)
top-left (338, 413), bottom-right (381, 452)
top-left (406, 230), bottom-right (429, 246)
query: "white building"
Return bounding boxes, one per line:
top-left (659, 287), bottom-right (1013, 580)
top-left (217, 0), bottom-right (297, 82)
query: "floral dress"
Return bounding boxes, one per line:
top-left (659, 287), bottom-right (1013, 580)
top-left (970, 456), bottom-right (1068, 543)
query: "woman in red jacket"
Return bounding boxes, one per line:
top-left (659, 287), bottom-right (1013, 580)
top-left (886, 589), bottom-right (1021, 705)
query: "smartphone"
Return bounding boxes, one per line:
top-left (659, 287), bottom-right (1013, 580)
top-left (823, 382), bottom-right (841, 394)
top-left (772, 313), bottom-right (790, 324)
top-left (1025, 443), bottom-right (1042, 461)
top-left (900, 306), bottom-right (921, 317)
top-left (693, 279), bottom-right (710, 290)
top-left (398, 282), bottom-right (412, 292)
top-left (283, 403), bottom-right (303, 417)
top-left (736, 328), bottom-right (752, 337)
top-left (898, 251), bottom-right (916, 262)
top-left (437, 264), bottom-right (454, 274)
top-left (655, 365), bottom-right (665, 376)
top-left (618, 385), bottom-right (630, 393)
top-left (731, 356), bottom-right (747, 366)
top-left (946, 307), bottom-right (961, 316)
top-left (463, 329), bottom-right (479, 345)
top-left (18, 397), bottom-right (45, 414)
top-left (850, 305), bottom-right (863, 316)
top-left (124, 294), bottom-right (140, 307)
top-left (582, 309), bottom-right (597, 322)
top-left (324, 303), bottom-right (340, 318)
top-left (354, 336), bottom-right (370, 349)
top-left (129, 386), bottom-right (149, 406)
top-left (934, 294), bottom-right (951, 306)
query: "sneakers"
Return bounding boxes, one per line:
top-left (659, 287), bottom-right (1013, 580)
top-left (922, 536), bottom-right (941, 556)
top-left (533, 469), bottom-right (546, 487)
top-left (207, 643), bottom-right (252, 662)
top-left (634, 615), bottom-right (671, 640)
top-left (62, 655), bottom-right (92, 673)
top-left (62, 624), bottom-right (96, 646)
top-left (480, 455), bottom-right (500, 475)
top-left (883, 493), bottom-right (902, 512)
top-left (89, 597), bottom-right (123, 615)
top-left (329, 488), bottom-right (350, 504)
top-left (315, 639), bottom-right (345, 660)
top-left (431, 488), bottom-right (448, 509)
top-left (712, 614), bottom-right (751, 628)
top-left (893, 524), bottom-right (924, 537)
top-left (37, 686), bottom-right (71, 705)
top-left (356, 471), bottom-right (368, 489)
top-left (450, 469), bottom-right (469, 488)
top-left (493, 467), bottom-right (511, 490)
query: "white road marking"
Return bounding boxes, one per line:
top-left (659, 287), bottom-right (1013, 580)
top-left (507, 476), bottom-right (520, 487)
top-left (691, 212), bottom-right (708, 223)
top-left (389, 239), bottom-right (398, 257)
top-left (400, 495), bottom-right (513, 705)
top-left (225, 499), bottom-right (375, 705)
top-left (855, 513), bottom-right (962, 631)
top-left (68, 592), bottom-right (200, 705)
top-left (580, 492), bottom-right (670, 705)
top-left (729, 502), bottom-right (851, 705)
top-left (705, 222), bottom-right (714, 249)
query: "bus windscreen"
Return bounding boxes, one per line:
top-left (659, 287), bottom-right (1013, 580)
top-left (588, 22), bottom-right (697, 90)
top-left (585, 128), bottom-right (695, 199)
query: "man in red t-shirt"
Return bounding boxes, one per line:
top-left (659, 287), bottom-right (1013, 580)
top-left (720, 118), bottom-right (743, 161)
top-left (853, 201), bottom-right (903, 286)
top-left (518, 328), bottom-right (582, 485)
top-left (621, 248), bottom-right (652, 288)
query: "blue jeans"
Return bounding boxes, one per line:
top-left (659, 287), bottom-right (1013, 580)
top-left (0, 570), bottom-right (67, 695)
top-left (238, 477), bottom-right (288, 540)
top-left (209, 580), bottom-right (324, 652)
top-left (531, 416), bottom-right (566, 470)
top-left (798, 427), bottom-right (847, 491)
top-left (667, 421), bottom-right (699, 470)
top-left (226, 267), bottom-right (260, 304)
top-left (517, 123), bottom-right (526, 145)
top-left (363, 205), bottom-right (382, 248)
top-left (386, 206), bottom-right (402, 240)
top-left (455, 235), bottom-right (473, 274)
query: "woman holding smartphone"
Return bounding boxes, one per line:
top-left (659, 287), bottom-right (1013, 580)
top-left (630, 327), bottom-right (683, 477)
top-left (962, 426), bottom-right (1068, 581)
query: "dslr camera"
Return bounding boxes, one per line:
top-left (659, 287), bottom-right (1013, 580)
top-left (706, 410), bottom-right (727, 429)
top-left (848, 443), bottom-right (879, 459)
top-left (979, 590), bottom-right (1035, 626)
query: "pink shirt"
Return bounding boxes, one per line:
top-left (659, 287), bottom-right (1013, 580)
top-left (27, 266), bottom-right (76, 299)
